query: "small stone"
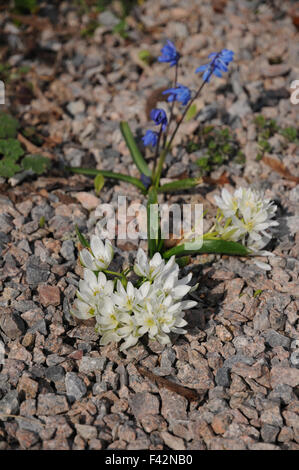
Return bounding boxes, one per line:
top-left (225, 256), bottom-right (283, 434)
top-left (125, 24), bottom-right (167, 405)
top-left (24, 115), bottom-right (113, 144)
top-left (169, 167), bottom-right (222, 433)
top-left (0, 390), bottom-right (19, 414)
top-left (249, 443), bottom-right (280, 450)
top-left (17, 376), bottom-right (38, 399)
top-left (98, 10), bottom-right (119, 27)
top-left (79, 356), bottom-right (107, 374)
top-left (230, 362), bottom-right (262, 379)
top-left (60, 240), bottom-right (75, 261)
top-left (265, 330), bottom-right (291, 349)
top-left (66, 100), bottom-right (85, 116)
top-left (216, 325), bottom-right (233, 342)
top-left (140, 415), bottom-right (167, 433)
top-left (88, 439), bottom-right (103, 450)
top-left (215, 367), bottom-right (231, 387)
top-left (16, 429), bottom-right (39, 449)
top-left (38, 285), bottom-right (60, 307)
top-left (160, 431), bottom-right (185, 450)
top-left (277, 427), bottom-right (294, 442)
top-left (160, 389), bottom-right (188, 422)
top-left (260, 404), bottom-right (283, 427)
top-left (0, 308), bottom-right (25, 339)
top-left (37, 393), bottom-right (69, 416)
top-left (74, 192), bottom-right (100, 210)
top-left (117, 423), bottom-right (136, 442)
top-left (197, 104), bottom-right (218, 123)
top-left (269, 384), bottom-right (294, 405)
top-left (271, 366), bottom-right (299, 388)
top-left (0, 214), bottom-right (13, 233)
top-left (263, 63), bottom-right (290, 78)
top-left (45, 366), bottom-right (65, 383)
top-left (261, 424), bottom-right (280, 443)
top-left (211, 412), bottom-right (232, 435)
top-left (43, 437), bottom-right (70, 450)
top-left (22, 332), bottom-right (35, 348)
top-left (129, 392), bottom-right (160, 421)
top-left (75, 424), bottom-right (97, 440)
top-left (26, 256), bottom-right (50, 286)
top-left (65, 372), bottom-right (87, 401)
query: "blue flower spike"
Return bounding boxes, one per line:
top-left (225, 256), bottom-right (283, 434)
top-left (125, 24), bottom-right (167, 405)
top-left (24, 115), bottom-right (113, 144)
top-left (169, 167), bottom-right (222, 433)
top-left (150, 108), bottom-right (168, 131)
top-left (196, 49), bottom-right (234, 83)
top-left (158, 40), bottom-right (180, 67)
top-left (162, 84), bottom-right (191, 106)
top-left (142, 130), bottom-right (159, 147)
top-left (140, 173), bottom-right (152, 189)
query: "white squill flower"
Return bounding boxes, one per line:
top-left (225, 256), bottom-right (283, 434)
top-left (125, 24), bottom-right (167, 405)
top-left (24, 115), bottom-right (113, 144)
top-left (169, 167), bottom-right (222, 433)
top-left (71, 269), bottom-right (113, 320)
top-left (133, 248), bottom-right (176, 281)
top-left (80, 235), bottom-right (114, 271)
top-left (214, 187), bottom-right (278, 253)
top-left (214, 187), bottom-right (242, 218)
top-left (72, 242), bottom-right (198, 350)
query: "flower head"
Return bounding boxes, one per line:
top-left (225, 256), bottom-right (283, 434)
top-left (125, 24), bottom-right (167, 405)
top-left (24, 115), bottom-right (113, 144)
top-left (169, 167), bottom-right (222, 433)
top-left (214, 187), bottom-right (278, 253)
top-left (79, 235), bottom-right (114, 271)
top-left (158, 40), bottom-right (180, 67)
top-left (150, 108), bottom-right (168, 131)
top-left (162, 84), bottom-right (191, 106)
top-left (196, 48), bottom-right (234, 82)
top-left (73, 245), bottom-right (198, 350)
top-left (142, 130), bottom-right (158, 147)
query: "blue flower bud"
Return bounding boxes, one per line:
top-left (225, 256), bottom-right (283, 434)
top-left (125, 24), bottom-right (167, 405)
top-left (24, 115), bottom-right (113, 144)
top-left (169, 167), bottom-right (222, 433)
top-left (158, 40), bottom-right (180, 67)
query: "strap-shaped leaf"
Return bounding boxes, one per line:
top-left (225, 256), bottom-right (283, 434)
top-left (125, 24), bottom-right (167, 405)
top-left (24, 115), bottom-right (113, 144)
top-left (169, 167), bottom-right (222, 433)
top-left (120, 121), bottom-right (152, 177)
top-left (75, 225), bottom-right (90, 248)
top-left (158, 177), bottom-right (203, 193)
top-left (163, 239), bottom-right (250, 259)
top-left (147, 187), bottom-right (159, 258)
top-left (94, 173), bottom-right (105, 195)
top-left (66, 166), bottom-right (147, 194)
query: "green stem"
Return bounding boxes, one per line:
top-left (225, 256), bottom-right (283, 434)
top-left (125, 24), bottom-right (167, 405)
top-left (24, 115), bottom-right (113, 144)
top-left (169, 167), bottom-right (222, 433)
top-left (163, 62), bottom-right (178, 148)
top-left (153, 71), bottom-right (212, 188)
top-left (65, 166), bottom-right (147, 194)
top-left (153, 125), bottom-right (163, 175)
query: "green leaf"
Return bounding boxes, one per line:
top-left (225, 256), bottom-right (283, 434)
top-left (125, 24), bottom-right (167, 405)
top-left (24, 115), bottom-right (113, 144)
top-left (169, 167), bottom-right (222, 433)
top-left (0, 113), bottom-right (19, 139)
top-left (22, 154), bottom-right (50, 175)
top-left (158, 177), bottom-right (203, 193)
top-left (176, 256), bottom-right (190, 268)
top-left (147, 187), bottom-right (159, 258)
top-left (14, 0), bottom-right (38, 14)
top-left (163, 239), bottom-right (250, 259)
top-left (75, 225), bottom-right (90, 248)
top-left (253, 289), bottom-right (263, 298)
top-left (94, 173), bottom-right (105, 195)
top-left (185, 104), bottom-right (197, 122)
top-left (0, 159), bottom-right (21, 178)
top-left (120, 121), bottom-right (151, 177)
top-left (138, 49), bottom-right (153, 65)
top-left (66, 166), bottom-right (147, 194)
top-left (39, 216), bottom-right (45, 228)
top-left (0, 138), bottom-right (24, 160)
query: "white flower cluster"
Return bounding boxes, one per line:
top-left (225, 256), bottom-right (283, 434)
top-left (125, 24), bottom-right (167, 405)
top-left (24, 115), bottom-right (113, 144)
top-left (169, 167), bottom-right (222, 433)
top-left (214, 187), bottom-right (278, 253)
top-left (72, 239), bottom-right (197, 351)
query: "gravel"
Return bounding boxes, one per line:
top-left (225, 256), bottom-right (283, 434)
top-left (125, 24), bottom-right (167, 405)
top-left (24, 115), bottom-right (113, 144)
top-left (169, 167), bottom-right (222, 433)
top-left (0, 0), bottom-right (298, 451)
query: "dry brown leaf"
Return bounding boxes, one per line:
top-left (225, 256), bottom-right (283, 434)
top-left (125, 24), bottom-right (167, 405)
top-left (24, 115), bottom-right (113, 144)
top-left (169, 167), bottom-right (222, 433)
top-left (136, 364), bottom-right (205, 402)
top-left (145, 87), bottom-right (168, 120)
top-left (17, 133), bottom-right (54, 160)
top-left (212, 0), bottom-right (228, 13)
top-left (262, 155), bottom-right (299, 183)
top-left (203, 172), bottom-right (230, 185)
